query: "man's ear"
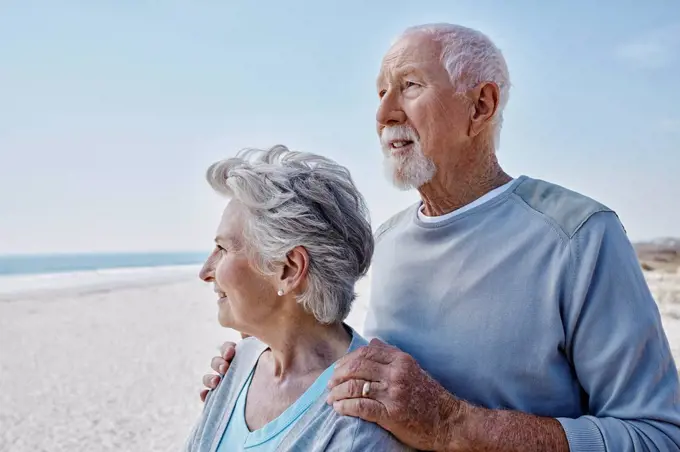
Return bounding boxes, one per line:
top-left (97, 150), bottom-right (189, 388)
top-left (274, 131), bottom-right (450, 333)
top-left (278, 246), bottom-right (309, 295)
top-left (468, 81), bottom-right (500, 138)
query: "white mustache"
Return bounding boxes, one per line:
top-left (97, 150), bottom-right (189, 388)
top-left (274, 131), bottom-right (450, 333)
top-left (380, 125), bottom-right (419, 146)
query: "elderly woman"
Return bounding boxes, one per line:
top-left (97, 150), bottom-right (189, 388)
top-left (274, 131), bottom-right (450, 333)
top-left (184, 145), bottom-right (410, 451)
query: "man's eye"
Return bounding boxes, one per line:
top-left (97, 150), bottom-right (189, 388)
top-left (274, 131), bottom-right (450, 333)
top-left (378, 89), bottom-right (387, 98)
top-left (216, 245), bottom-right (226, 252)
top-left (404, 81), bottom-right (418, 89)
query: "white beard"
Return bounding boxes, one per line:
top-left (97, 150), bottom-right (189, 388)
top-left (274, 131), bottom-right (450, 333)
top-left (381, 126), bottom-right (436, 190)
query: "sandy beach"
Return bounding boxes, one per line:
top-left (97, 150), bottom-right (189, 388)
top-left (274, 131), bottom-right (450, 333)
top-left (0, 267), bottom-right (371, 452)
top-left (1, 266), bottom-right (678, 452)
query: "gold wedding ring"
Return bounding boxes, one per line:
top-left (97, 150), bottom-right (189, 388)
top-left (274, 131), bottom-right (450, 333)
top-left (362, 381), bottom-right (371, 397)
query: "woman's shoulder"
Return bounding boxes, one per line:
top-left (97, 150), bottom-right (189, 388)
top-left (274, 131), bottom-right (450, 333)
top-left (278, 393), bottom-right (413, 451)
top-left (335, 413), bottom-right (414, 451)
top-left (206, 337), bottom-right (266, 400)
top-left (233, 336), bottom-right (268, 362)
top-left (212, 336), bottom-right (264, 375)
top-left (185, 338), bottom-right (267, 451)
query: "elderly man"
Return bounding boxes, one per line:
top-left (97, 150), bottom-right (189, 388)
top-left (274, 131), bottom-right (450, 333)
top-left (202, 24), bottom-right (680, 451)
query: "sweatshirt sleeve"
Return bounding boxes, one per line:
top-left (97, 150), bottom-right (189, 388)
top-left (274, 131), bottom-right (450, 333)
top-left (557, 211), bottom-right (680, 451)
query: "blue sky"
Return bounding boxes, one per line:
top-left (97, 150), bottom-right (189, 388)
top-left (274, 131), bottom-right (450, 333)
top-left (1, 1), bottom-right (678, 254)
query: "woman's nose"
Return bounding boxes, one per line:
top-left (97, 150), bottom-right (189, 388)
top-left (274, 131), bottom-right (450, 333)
top-left (199, 259), bottom-right (214, 282)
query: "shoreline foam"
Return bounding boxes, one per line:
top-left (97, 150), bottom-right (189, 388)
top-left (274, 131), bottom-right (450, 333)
top-left (0, 265), bottom-right (201, 302)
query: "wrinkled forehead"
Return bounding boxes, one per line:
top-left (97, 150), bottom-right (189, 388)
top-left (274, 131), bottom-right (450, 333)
top-left (377, 34), bottom-right (443, 85)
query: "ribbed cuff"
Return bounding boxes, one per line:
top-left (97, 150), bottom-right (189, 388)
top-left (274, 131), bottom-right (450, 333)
top-left (557, 417), bottom-right (605, 452)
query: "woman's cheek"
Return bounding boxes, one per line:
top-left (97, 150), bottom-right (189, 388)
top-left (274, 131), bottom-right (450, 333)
top-left (215, 258), bottom-right (230, 288)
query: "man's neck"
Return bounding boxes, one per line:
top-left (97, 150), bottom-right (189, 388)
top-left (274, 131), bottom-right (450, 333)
top-left (258, 313), bottom-right (351, 381)
top-left (419, 156), bottom-right (512, 217)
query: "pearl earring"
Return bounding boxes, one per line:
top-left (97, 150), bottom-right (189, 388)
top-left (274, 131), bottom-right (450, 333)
top-left (277, 289), bottom-right (284, 296)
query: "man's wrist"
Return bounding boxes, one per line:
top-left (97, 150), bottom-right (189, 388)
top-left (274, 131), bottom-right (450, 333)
top-left (435, 400), bottom-right (571, 452)
top-left (436, 393), bottom-right (467, 452)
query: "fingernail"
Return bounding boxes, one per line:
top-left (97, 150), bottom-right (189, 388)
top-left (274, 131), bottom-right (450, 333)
top-left (211, 376), bottom-right (218, 385)
top-left (219, 364), bottom-right (226, 374)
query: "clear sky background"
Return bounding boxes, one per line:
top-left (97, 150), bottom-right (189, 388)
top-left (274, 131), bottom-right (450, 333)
top-left (1, 1), bottom-right (678, 254)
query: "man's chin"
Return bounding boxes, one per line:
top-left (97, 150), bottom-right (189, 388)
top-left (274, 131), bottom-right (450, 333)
top-left (383, 159), bottom-right (409, 190)
top-left (382, 155), bottom-right (435, 190)
top-left (391, 177), bottom-right (418, 191)
top-left (383, 165), bottom-right (430, 191)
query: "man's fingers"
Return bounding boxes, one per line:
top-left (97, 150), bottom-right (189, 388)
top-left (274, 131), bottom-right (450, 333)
top-left (329, 357), bottom-right (386, 387)
top-left (220, 342), bottom-right (236, 360)
top-left (335, 344), bottom-right (394, 369)
top-left (211, 356), bottom-right (228, 375)
top-left (200, 389), bottom-right (209, 402)
top-left (326, 379), bottom-right (386, 404)
top-left (368, 337), bottom-right (395, 350)
top-left (332, 398), bottom-right (385, 423)
top-left (202, 373), bottom-right (221, 389)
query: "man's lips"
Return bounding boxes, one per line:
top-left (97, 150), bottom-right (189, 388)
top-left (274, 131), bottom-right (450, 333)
top-left (387, 140), bottom-right (414, 156)
top-left (389, 140), bottom-right (413, 149)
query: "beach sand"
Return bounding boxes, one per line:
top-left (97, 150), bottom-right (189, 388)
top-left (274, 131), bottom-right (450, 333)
top-left (0, 267), bottom-right (370, 452)
top-left (1, 267), bottom-right (678, 452)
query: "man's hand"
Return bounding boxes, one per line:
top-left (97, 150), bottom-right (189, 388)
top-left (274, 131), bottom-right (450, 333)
top-left (326, 339), bottom-right (459, 451)
top-left (199, 341), bottom-right (236, 402)
top-left (327, 339), bottom-right (569, 451)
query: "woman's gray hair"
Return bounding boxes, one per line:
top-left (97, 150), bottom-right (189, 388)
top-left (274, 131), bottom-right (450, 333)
top-left (206, 145), bottom-right (374, 324)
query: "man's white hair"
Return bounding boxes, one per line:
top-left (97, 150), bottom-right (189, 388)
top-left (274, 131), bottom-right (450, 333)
top-left (205, 145), bottom-right (374, 324)
top-left (397, 23), bottom-right (511, 149)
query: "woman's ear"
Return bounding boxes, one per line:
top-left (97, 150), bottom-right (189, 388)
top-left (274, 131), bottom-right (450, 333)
top-left (278, 246), bottom-right (309, 295)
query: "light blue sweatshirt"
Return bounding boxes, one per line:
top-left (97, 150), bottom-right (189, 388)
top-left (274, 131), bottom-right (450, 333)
top-left (364, 175), bottom-right (680, 451)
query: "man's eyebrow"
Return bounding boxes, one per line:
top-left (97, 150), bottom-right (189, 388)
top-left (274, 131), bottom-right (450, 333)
top-left (396, 65), bottom-right (422, 77)
top-left (376, 65), bottom-right (422, 87)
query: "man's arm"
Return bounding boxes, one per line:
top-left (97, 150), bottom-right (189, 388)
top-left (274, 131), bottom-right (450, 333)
top-left (327, 212), bottom-right (680, 451)
top-left (457, 213), bottom-right (680, 451)
top-left (326, 339), bottom-right (569, 451)
top-left (448, 404), bottom-right (569, 451)
top-left (553, 212), bottom-right (680, 451)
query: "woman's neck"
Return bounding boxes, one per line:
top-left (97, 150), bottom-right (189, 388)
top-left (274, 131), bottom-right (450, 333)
top-left (258, 316), bottom-right (352, 380)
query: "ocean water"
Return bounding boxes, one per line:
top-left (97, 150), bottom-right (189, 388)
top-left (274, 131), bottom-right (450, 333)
top-left (0, 252), bottom-right (208, 277)
top-left (0, 252), bottom-right (210, 299)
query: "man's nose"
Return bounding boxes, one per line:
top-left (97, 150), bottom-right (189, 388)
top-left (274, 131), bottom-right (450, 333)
top-left (376, 91), bottom-right (406, 126)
